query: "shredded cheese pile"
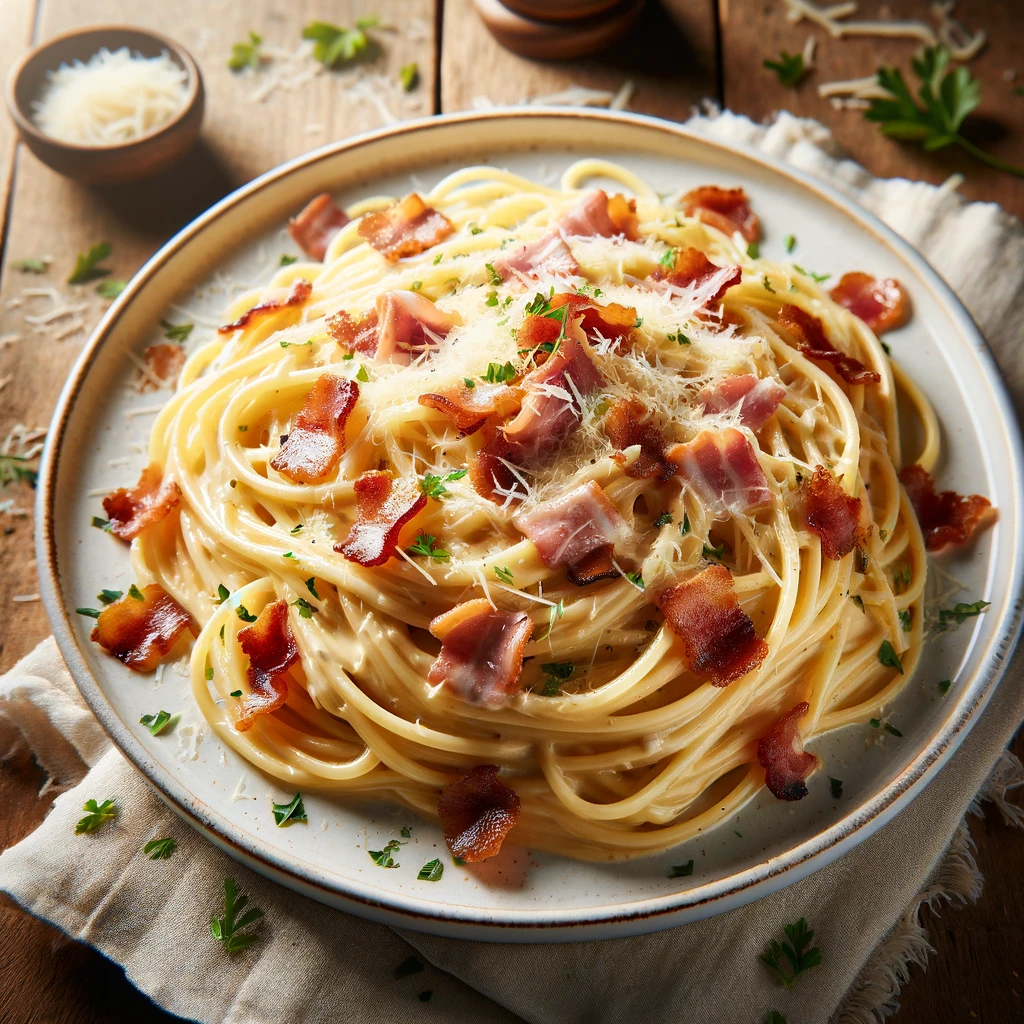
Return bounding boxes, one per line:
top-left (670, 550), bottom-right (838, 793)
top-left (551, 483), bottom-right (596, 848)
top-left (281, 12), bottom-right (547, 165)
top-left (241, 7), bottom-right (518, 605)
top-left (31, 47), bottom-right (189, 146)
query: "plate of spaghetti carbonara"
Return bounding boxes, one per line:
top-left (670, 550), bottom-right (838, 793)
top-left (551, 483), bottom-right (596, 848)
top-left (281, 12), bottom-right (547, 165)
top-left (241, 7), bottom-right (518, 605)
top-left (39, 111), bottom-right (1021, 939)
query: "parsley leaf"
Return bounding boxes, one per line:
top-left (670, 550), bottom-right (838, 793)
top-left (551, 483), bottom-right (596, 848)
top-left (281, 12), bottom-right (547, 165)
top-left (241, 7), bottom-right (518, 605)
top-left (659, 247), bottom-right (677, 267)
top-left (160, 319), bottom-right (194, 343)
top-left (539, 662), bottom-right (573, 697)
top-left (144, 836), bottom-right (177, 860)
top-left (420, 469), bottom-right (467, 499)
top-left (653, 512), bottom-right (673, 528)
top-left (829, 776), bottom-right (843, 799)
top-left (784, 234), bottom-right (797, 253)
top-left (140, 710), bottom-right (175, 736)
top-left (763, 276), bottom-right (776, 293)
top-left (210, 878), bottom-right (263, 953)
top-left (128, 583), bottom-right (145, 601)
top-left (0, 454), bottom-right (38, 488)
top-left (96, 279), bottom-right (126, 299)
top-left (272, 792), bottom-right (307, 826)
top-left (884, 722), bottom-right (903, 737)
top-left (938, 678), bottom-right (952, 695)
top-left (302, 20), bottom-right (376, 68)
top-left (305, 577), bottom-right (320, 599)
top-left (407, 533), bottom-right (451, 561)
top-left (541, 597), bottom-right (565, 642)
top-left (668, 860), bottom-right (694, 878)
top-left (680, 513), bottom-right (691, 535)
top-left (760, 918), bottom-right (822, 988)
top-left (216, 583), bottom-right (231, 603)
top-left (228, 31), bottom-right (263, 71)
top-left (793, 264), bottom-right (831, 283)
top-left (482, 361), bottom-right (516, 384)
top-left (292, 597), bottom-right (316, 618)
top-left (280, 254), bottom-right (298, 266)
top-left (764, 50), bottom-right (807, 88)
top-left (485, 262), bottom-right (502, 286)
top-left (68, 241), bottom-right (112, 284)
top-left (236, 605), bottom-right (258, 623)
top-left (12, 257), bottom-right (47, 273)
top-left (91, 515), bottom-right (113, 531)
top-left (400, 62), bottom-right (419, 92)
top-left (369, 838), bottom-right (402, 868)
top-left (356, 363), bottom-right (370, 382)
top-left (97, 588), bottom-right (122, 605)
top-left (703, 540), bottom-right (725, 560)
top-left (625, 571), bottom-right (644, 590)
top-left (747, 241), bottom-right (760, 259)
top-left (936, 599), bottom-right (990, 629)
top-left (494, 565), bottom-right (515, 586)
top-left (866, 45), bottom-right (1024, 180)
top-left (76, 607), bottom-right (102, 618)
top-left (417, 858), bottom-right (444, 881)
top-left (878, 639), bottom-right (904, 673)
top-left (899, 608), bottom-right (912, 632)
top-left (76, 797), bottom-right (118, 834)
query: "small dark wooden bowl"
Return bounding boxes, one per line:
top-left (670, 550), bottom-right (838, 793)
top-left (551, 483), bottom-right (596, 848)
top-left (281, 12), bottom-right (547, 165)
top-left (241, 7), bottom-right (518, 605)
top-left (4, 25), bottom-right (204, 185)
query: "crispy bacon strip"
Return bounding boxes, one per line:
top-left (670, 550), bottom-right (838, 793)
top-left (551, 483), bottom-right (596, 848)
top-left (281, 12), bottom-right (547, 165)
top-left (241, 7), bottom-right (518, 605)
top-left (513, 480), bottom-right (629, 569)
top-left (236, 600), bottom-right (299, 731)
top-left (326, 308), bottom-right (379, 355)
top-left (559, 189), bottom-right (639, 240)
top-left (829, 272), bottom-right (911, 335)
top-left (566, 544), bottom-right (619, 586)
top-left (469, 434), bottom-right (524, 505)
top-left (103, 465), bottom-right (181, 542)
top-left (665, 428), bottom-right (772, 514)
top-left (136, 343), bottom-right (185, 393)
top-left (493, 231), bottom-right (580, 281)
top-left (549, 292), bottom-right (637, 352)
top-left (90, 584), bottom-right (192, 672)
top-left (358, 193), bottom-right (454, 262)
top-left (376, 291), bottom-right (460, 365)
top-left (656, 565), bottom-right (768, 686)
top-left (418, 381), bottom-right (517, 437)
top-left (603, 396), bottom-right (674, 479)
top-left (218, 279), bottom-right (312, 334)
top-left (288, 193), bottom-right (350, 261)
top-left (778, 304), bottom-right (881, 386)
top-left (757, 702), bottom-right (818, 801)
top-left (269, 375), bottom-right (359, 484)
top-left (335, 470), bottom-right (427, 567)
top-left (428, 598), bottom-right (533, 706)
top-left (805, 466), bottom-right (864, 560)
top-left (680, 186), bottom-right (760, 243)
top-left (696, 375), bottom-right (786, 430)
top-left (900, 464), bottom-right (993, 552)
top-left (648, 247), bottom-right (742, 306)
top-left (516, 313), bottom-right (563, 355)
top-left (438, 764), bottom-right (521, 862)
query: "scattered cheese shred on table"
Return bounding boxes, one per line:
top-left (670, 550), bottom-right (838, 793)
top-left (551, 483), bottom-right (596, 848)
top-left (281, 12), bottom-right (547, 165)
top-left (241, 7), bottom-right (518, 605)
top-left (31, 46), bottom-right (189, 146)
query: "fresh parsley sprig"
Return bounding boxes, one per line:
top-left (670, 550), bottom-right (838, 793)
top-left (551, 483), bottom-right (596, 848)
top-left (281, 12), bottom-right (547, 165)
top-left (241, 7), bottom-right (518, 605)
top-left (764, 51), bottom-right (807, 88)
top-left (68, 242), bottom-right (112, 284)
top-left (160, 319), bottom-right (194, 343)
top-left (144, 837), bottom-right (177, 860)
top-left (76, 797), bottom-right (118, 834)
top-left (407, 533), bottom-right (451, 561)
top-left (420, 468), bottom-right (467, 500)
top-left (760, 918), bottom-right (822, 988)
top-left (936, 599), bottom-right (989, 630)
top-left (866, 45), bottom-right (1024, 179)
top-left (210, 878), bottom-right (263, 953)
top-left (0, 453), bottom-right (38, 488)
top-left (303, 17), bottom-right (379, 68)
top-left (228, 31), bottom-right (263, 71)
top-left (272, 792), bottom-right (308, 826)
top-left (369, 838), bottom-right (402, 868)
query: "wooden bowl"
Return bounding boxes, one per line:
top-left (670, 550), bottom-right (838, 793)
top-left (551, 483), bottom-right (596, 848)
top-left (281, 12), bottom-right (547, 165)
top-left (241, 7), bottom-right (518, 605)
top-left (4, 25), bottom-right (204, 185)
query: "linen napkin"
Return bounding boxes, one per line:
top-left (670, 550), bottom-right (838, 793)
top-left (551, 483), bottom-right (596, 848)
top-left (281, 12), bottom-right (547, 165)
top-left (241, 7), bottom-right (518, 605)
top-left (2, 110), bottom-right (1023, 1024)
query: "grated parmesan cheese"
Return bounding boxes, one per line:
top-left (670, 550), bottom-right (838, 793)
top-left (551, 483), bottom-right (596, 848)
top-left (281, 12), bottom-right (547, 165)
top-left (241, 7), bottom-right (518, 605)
top-left (31, 47), bottom-right (189, 146)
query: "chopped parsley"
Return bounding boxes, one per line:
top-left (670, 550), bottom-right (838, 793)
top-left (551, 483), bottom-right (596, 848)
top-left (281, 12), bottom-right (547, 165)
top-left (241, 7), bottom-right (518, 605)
top-left (401, 826), bottom-right (412, 838)
top-left (210, 878), bottom-right (263, 953)
top-left (302, 18), bottom-right (378, 68)
top-left (884, 722), bottom-right (903, 737)
top-left (420, 468), bottom-right (467, 499)
top-left (760, 918), bottom-right (822, 988)
top-left (784, 234), bottom-right (797, 253)
top-left (433, 253), bottom-right (443, 265)
top-left (667, 330), bottom-right (691, 345)
top-left (395, 955), bottom-right (424, 978)
top-left (482, 360), bottom-right (516, 384)
top-left (680, 513), bottom-right (691, 535)
top-left (290, 524), bottom-right (304, 535)
top-left (292, 597), bottom-right (316, 618)
top-left (76, 607), bottom-right (101, 618)
top-left (878, 640), bottom-right (903, 673)
top-left (228, 31), bottom-right (263, 71)
top-left (0, 453), bottom-right (36, 488)
top-left (463, 377), bottom-right (476, 388)
top-left (829, 776), bottom-right (843, 799)
top-left (763, 276), bottom-right (776, 294)
top-left (494, 565), bottom-right (515, 586)
top-left (369, 839), bottom-right (402, 868)
top-left (747, 241), bottom-right (760, 259)
top-left (399, 61), bottom-right (419, 91)
top-left (91, 516), bottom-right (113, 531)
top-left (653, 512), bottom-right (673, 528)
top-left (140, 710), bottom-right (175, 736)
top-left (356, 364), bottom-right (370, 382)
top-left (936, 599), bottom-right (989, 629)
top-left (899, 608), bottom-right (911, 632)
top-left (236, 605), bottom-right (258, 623)
top-left (280, 338), bottom-right (313, 349)
top-left (938, 678), bottom-right (952, 695)
top-left (539, 662), bottom-right (574, 697)
top-left (68, 241), bottom-right (112, 284)
top-left (668, 860), bottom-right (694, 878)
top-left (793, 264), bottom-right (830, 283)
top-left (160, 319), bottom-right (194, 343)
top-left (230, 689), bottom-right (243, 697)
top-left (128, 584), bottom-right (145, 601)
top-left (76, 797), bottom-right (118, 835)
top-left (12, 257), bottom-right (47, 273)
top-left (272, 792), bottom-right (308, 826)
top-left (541, 597), bottom-right (565, 641)
top-left (484, 262), bottom-right (502, 286)
top-left (763, 50), bottom-right (807, 88)
top-left (98, 588), bottom-right (122, 605)
top-left (410, 280), bottom-right (422, 291)
top-left (144, 837), bottom-right (177, 860)
top-left (870, 718), bottom-right (881, 728)
top-left (96, 279), bottom-right (126, 299)
top-left (703, 540), bottom-right (725, 560)
top-left (305, 577), bottom-right (320, 599)
top-left (625, 571), bottom-right (645, 590)
top-left (891, 564), bottom-right (912, 591)
top-left (407, 533), bottom-right (451, 561)
top-left (282, 551), bottom-right (297, 560)
top-left (205, 666), bottom-right (214, 680)
top-left (659, 247), bottom-right (677, 267)
top-left (217, 583), bottom-right (231, 603)
top-left (280, 254), bottom-right (298, 266)
top-left (485, 290), bottom-right (499, 307)
top-left (851, 595), bottom-right (865, 612)
top-left (417, 858), bottom-right (444, 881)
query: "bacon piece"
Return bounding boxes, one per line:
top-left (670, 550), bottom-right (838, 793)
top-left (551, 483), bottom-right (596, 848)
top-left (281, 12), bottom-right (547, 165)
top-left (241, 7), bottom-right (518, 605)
top-left (236, 600), bottom-right (299, 731)
top-left (376, 291), bottom-right (459, 365)
top-left (603, 396), bottom-right (674, 479)
top-left (428, 598), bottom-right (533, 706)
top-left (288, 193), bottom-right (350, 261)
top-left (778, 304), bottom-right (881, 386)
top-left (90, 584), bottom-right (192, 672)
top-left (804, 466), bottom-right (864, 560)
top-left (136, 343), bottom-right (185, 393)
top-left (665, 428), bottom-right (771, 514)
top-left (218, 279), bottom-right (312, 334)
top-left (103, 465), bottom-right (181, 541)
top-left (469, 434), bottom-right (525, 505)
top-left (326, 308), bottom-right (379, 355)
top-left (270, 375), bottom-right (359, 484)
top-left (358, 193), bottom-right (454, 262)
top-left (696, 374), bottom-right (786, 430)
top-left (513, 480), bottom-right (629, 569)
top-left (516, 313), bottom-right (563, 355)
top-left (558, 190), bottom-right (638, 241)
top-left (757, 702), bottom-right (818, 801)
top-left (493, 231), bottom-right (580, 281)
top-left (680, 186), bottom-right (760, 243)
top-left (648, 247), bottom-right (742, 306)
top-left (335, 470), bottom-right (427, 567)
top-left (549, 292), bottom-right (637, 352)
top-left (566, 544), bottom-right (619, 586)
top-left (437, 764), bottom-right (521, 862)
top-left (656, 565), bottom-right (768, 686)
top-left (900, 464), bottom-right (993, 552)
top-left (829, 272), bottom-right (910, 335)
top-left (418, 381), bottom-right (517, 437)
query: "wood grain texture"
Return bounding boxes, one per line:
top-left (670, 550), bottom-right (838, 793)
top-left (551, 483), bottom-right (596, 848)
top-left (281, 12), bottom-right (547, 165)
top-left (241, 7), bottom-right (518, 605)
top-left (0, 0), bottom-right (35, 255)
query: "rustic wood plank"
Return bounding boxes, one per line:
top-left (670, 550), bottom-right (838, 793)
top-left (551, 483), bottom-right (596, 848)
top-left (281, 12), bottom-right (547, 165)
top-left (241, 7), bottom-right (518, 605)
top-left (0, 0), bottom-right (37, 255)
top-left (719, 0), bottom-right (1024, 218)
top-left (441, 0), bottom-right (719, 117)
top-left (0, 0), bottom-right (436, 675)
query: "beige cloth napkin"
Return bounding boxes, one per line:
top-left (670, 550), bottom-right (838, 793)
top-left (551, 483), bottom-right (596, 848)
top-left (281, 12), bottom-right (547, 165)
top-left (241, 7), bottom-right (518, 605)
top-left (2, 111), bottom-right (1023, 1024)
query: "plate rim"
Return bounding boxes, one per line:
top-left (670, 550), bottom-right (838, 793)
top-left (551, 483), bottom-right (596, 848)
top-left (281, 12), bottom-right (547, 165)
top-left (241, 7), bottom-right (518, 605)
top-left (34, 107), bottom-right (1024, 940)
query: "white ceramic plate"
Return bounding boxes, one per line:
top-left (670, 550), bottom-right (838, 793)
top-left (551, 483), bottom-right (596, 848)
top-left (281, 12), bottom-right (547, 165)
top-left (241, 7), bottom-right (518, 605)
top-left (36, 111), bottom-right (1024, 941)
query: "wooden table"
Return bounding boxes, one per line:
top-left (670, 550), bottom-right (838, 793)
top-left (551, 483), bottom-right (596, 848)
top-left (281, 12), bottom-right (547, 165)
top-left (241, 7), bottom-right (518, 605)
top-left (0, 1), bottom-right (1021, 1020)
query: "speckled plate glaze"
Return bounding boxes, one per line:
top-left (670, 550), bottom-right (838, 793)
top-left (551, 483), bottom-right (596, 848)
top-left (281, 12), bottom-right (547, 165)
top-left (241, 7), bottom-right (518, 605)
top-left (36, 111), bottom-right (1024, 941)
